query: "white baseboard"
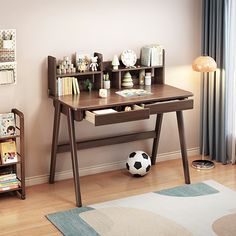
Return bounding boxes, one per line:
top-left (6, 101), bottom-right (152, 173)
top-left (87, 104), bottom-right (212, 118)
top-left (25, 147), bottom-right (199, 187)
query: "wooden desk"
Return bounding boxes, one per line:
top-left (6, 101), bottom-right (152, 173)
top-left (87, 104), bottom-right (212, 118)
top-left (49, 84), bottom-right (193, 207)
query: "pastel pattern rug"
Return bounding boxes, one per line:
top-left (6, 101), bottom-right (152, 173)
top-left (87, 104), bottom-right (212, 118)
top-left (46, 180), bottom-right (236, 235)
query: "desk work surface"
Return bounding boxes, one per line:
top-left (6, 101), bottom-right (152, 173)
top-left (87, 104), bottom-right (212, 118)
top-left (54, 84), bottom-right (193, 110)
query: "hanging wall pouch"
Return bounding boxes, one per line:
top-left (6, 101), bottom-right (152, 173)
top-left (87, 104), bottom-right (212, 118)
top-left (3, 39), bottom-right (13, 49)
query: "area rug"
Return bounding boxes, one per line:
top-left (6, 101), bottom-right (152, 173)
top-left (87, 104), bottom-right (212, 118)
top-left (46, 180), bottom-right (236, 235)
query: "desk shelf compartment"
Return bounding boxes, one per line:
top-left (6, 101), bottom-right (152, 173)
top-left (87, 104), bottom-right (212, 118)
top-left (48, 53), bottom-right (103, 96)
top-left (103, 53), bottom-right (165, 90)
top-left (85, 105), bottom-right (150, 126)
top-left (48, 51), bottom-right (165, 96)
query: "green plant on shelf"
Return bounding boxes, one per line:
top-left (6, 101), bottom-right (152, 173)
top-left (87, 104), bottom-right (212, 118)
top-left (84, 79), bottom-right (93, 92)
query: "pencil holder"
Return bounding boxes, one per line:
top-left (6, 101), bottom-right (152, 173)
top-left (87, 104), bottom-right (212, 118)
top-left (103, 80), bottom-right (110, 89)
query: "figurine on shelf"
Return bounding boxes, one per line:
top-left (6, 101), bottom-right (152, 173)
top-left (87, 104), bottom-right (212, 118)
top-left (90, 56), bottom-right (98, 71)
top-left (76, 53), bottom-right (90, 72)
top-left (122, 72), bottom-right (133, 88)
top-left (78, 62), bottom-right (87, 72)
top-left (57, 56), bottom-right (76, 74)
top-left (112, 55), bottom-right (120, 70)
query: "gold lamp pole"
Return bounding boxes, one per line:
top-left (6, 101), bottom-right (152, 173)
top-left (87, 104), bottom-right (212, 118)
top-left (192, 56), bottom-right (217, 169)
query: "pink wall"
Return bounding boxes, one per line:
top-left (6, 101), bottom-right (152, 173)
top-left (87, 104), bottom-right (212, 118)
top-left (0, 0), bottom-right (201, 183)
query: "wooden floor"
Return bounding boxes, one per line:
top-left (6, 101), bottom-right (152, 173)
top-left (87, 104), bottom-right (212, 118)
top-left (0, 156), bottom-right (235, 236)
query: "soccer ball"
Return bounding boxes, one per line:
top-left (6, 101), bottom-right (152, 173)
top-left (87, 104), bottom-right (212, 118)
top-left (126, 151), bottom-right (151, 177)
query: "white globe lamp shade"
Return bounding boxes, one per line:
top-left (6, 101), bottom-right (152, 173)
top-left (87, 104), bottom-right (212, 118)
top-left (192, 56), bottom-right (217, 72)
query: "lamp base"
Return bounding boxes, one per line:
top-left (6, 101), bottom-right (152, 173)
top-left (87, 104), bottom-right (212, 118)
top-left (191, 160), bottom-right (215, 170)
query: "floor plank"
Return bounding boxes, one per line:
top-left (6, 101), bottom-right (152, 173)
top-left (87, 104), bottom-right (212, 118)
top-left (0, 156), bottom-right (235, 236)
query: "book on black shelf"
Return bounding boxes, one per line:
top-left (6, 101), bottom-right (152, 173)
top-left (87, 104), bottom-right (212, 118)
top-left (0, 165), bottom-right (14, 174)
top-left (0, 186), bottom-right (19, 192)
top-left (0, 112), bottom-right (16, 137)
top-left (0, 173), bottom-right (17, 181)
top-left (0, 172), bottom-right (19, 192)
top-left (0, 141), bottom-right (17, 164)
top-left (0, 181), bottom-right (19, 192)
top-left (0, 179), bottom-right (18, 186)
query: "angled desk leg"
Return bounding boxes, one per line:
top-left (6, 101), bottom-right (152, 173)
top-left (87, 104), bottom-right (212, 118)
top-left (67, 107), bottom-right (82, 207)
top-left (151, 114), bottom-right (163, 165)
top-left (176, 111), bottom-right (190, 184)
top-left (49, 101), bottom-right (61, 184)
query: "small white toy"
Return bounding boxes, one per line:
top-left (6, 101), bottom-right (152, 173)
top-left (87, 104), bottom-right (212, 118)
top-left (90, 56), bottom-right (98, 71)
top-left (112, 55), bottom-right (120, 70)
top-left (126, 151), bottom-right (151, 176)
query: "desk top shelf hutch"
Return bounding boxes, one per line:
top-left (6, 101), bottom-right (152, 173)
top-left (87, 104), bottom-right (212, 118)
top-left (47, 50), bottom-right (193, 207)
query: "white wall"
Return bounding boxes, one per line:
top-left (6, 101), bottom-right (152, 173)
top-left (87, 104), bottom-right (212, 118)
top-left (0, 0), bottom-right (201, 181)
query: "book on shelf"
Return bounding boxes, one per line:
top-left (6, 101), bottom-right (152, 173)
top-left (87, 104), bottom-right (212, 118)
top-left (68, 77), bottom-right (72, 95)
top-left (0, 172), bottom-right (19, 192)
top-left (0, 112), bottom-right (16, 137)
top-left (72, 77), bottom-right (76, 94)
top-left (0, 173), bottom-right (17, 181)
top-left (141, 44), bottom-right (163, 67)
top-left (75, 78), bottom-right (80, 94)
top-left (72, 77), bottom-right (80, 94)
top-left (57, 77), bottom-right (62, 96)
top-left (0, 141), bottom-right (17, 164)
top-left (0, 183), bottom-right (19, 192)
top-left (0, 179), bottom-right (18, 186)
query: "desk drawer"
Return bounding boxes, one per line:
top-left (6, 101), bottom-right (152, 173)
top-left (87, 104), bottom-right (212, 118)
top-left (145, 99), bottom-right (193, 114)
top-left (85, 105), bottom-right (150, 126)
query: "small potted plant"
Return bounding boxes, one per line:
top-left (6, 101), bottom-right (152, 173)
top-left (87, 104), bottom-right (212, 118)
top-left (84, 79), bottom-right (93, 92)
top-left (103, 73), bottom-right (110, 89)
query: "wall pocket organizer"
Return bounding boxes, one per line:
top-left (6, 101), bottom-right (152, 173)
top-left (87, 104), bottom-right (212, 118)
top-left (0, 29), bottom-right (16, 85)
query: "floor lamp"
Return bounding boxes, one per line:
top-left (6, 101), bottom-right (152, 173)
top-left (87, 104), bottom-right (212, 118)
top-left (191, 56), bottom-right (217, 170)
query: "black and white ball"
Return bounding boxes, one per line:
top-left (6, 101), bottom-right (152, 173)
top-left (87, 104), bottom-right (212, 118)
top-left (126, 151), bottom-right (151, 177)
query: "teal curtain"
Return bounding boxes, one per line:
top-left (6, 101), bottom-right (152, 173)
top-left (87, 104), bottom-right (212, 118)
top-left (201, 0), bottom-right (227, 163)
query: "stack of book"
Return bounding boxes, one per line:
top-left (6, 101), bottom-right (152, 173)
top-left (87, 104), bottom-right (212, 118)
top-left (140, 44), bottom-right (163, 67)
top-left (0, 173), bottom-right (19, 192)
top-left (57, 77), bottom-right (80, 96)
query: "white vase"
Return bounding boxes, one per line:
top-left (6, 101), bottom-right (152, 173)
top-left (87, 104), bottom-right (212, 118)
top-left (104, 80), bottom-right (110, 89)
top-left (145, 73), bottom-right (152, 86)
